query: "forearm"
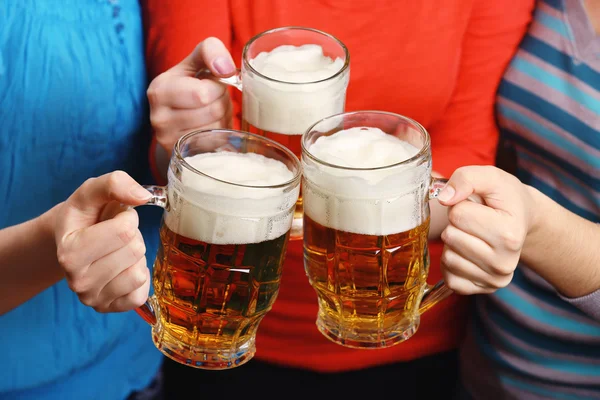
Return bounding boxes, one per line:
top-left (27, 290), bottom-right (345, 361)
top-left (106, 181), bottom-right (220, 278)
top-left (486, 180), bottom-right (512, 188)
top-left (0, 204), bottom-right (64, 315)
top-left (522, 187), bottom-right (600, 298)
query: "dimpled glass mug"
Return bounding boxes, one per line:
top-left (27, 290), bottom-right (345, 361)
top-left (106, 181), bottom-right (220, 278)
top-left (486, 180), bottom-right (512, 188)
top-left (197, 26), bottom-right (350, 240)
top-left (136, 129), bottom-right (301, 369)
top-left (301, 111), bottom-right (454, 349)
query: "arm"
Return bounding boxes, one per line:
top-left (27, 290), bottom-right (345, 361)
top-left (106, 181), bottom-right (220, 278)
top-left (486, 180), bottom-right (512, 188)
top-left (426, 0), bottom-right (534, 240)
top-left (143, 0), bottom-right (235, 183)
top-left (0, 172), bottom-right (155, 316)
top-left (438, 166), bottom-right (600, 320)
top-left (523, 187), bottom-right (600, 300)
top-left (0, 205), bottom-right (63, 315)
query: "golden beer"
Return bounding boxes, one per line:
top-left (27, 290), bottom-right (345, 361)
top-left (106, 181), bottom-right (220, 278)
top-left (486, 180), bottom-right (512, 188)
top-left (301, 111), bottom-right (454, 349)
top-left (135, 129), bottom-right (301, 369)
top-left (152, 222), bottom-right (290, 369)
top-left (303, 214), bottom-right (430, 348)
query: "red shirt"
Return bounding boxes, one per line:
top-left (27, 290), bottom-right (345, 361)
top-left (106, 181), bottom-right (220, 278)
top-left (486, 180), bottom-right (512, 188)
top-left (143, 0), bottom-right (534, 372)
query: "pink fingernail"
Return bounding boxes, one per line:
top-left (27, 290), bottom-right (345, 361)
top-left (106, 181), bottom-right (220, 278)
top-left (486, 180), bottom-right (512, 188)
top-left (437, 185), bottom-right (455, 202)
top-left (213, 57), bottom-right (235, 75)
top-left (131, 186), bottom-right (152, 200)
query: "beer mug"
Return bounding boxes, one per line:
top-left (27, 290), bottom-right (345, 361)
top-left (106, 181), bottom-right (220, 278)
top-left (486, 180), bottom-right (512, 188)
top-left (198, 26), bottom-right (350, 240)
top-left (136, 129), bottom-right (301, 369)
top-left (301, 111), bottom-right (453, 349)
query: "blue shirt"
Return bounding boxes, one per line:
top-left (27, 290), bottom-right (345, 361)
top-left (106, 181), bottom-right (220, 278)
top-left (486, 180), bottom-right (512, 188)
top-left (0, 1), bottom-right (163, 398)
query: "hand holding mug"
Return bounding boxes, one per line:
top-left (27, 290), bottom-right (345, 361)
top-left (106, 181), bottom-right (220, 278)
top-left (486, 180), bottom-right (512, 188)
top-left (54, 171), bottom-right (152, 313)
top-left (437, 166), bottom-right (537, 295)
top-left (147, 37), bottom-right (236, 154)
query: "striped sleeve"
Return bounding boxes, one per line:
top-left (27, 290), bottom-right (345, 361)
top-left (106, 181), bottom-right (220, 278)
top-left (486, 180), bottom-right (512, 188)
top-left (560, 287), bottom-right (600, 322)
top-left (462, 0), bottom-right (600, 398)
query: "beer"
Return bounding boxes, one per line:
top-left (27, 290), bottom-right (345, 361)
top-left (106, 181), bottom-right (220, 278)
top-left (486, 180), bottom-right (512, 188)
top-left (302, 126), bottom-right (430, 349)
top-left (244, 44), bottom-right (348, 148)
top-left (303, 215), bottom-right (430, 348)
top-left (151, 150), bottom-right (298, 369)
top-left (153, 223), bottom-right (290, 368)
top-left (242, 44), bottom-right (349, 238)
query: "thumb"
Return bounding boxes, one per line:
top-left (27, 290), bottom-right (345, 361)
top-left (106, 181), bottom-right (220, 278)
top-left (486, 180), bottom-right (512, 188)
top-left (437, 166), bottom-right (505, 207)
top-left (69, 171), bottom-right (151, 212)
top-left (57, 171), bottom-right (150, 238)
top-left (170, 37), bottom-right (236, 78)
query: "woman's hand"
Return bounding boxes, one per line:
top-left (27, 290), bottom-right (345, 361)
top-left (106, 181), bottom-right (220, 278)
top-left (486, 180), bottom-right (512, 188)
top-left (147, 37), bottom-right (236, 155)
top-left (437, 166), bottom-right (537, 295)
top-left (54, 171), bottom-right (153, 313)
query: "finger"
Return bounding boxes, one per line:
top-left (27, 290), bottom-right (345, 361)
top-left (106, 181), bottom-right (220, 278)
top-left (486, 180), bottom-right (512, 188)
top-left (62, 170), bottom-right (150, 227)
top-left (107, 276), bottom-right (150, 313)
top-left (155, 100), bottom-right (233, 154)
top-left (168, 37), bottom-right (235, 78)
top-left (441, 246), bottom-right (513, 291)
top-left (99, 200), bottom-right (131, 222)
top-left (442, 224), bottom-right (515, 277)
top-left (148, 76), bottom-right (226, 110)
top-left (88, 230), bottom-right (145, 290)
top-left (96, 257), bottom-right (150, 312)
top-left (442, 270), bottom-right (497, 295)
top-left (58, 209), bottom-right (140, 270)
top-left (447, 200), bottom-right (508, 247)
top-left (152, 93), bottom-right (230, 135)
top-left (171, 111), bottom-right (235, 154)
top-left (437, 166), bottom-right (518, 210)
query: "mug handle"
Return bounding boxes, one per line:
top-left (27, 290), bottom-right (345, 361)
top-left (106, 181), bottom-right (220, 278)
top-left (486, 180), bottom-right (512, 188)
top-left (196, 68), bottom-right (243, 92)
top-left (133, 185), bottom-right (168, 326)
top-left (418, 178), bottom-right (483, 314)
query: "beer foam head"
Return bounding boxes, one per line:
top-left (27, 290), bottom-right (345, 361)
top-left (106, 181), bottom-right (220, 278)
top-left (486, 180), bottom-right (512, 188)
top-left (309, 127), bottom-right (419, 169)
top-left (250, 44), bottom-right (345, 83)
top-left (184, 152), bottom-right (294, 190)
top-left (243, 44), bottom-right (349, 135)
top-left (303, 127), bottom-right (429, 236)
top-left (165, 151), bottom-right (299, 245)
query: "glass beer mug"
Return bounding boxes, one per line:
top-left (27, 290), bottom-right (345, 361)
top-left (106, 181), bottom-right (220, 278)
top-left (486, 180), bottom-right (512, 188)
top-left (198, 26), bottom-right (350, 239)
top-left (136, 129), bottom-right (301, 369)
top-left (301, 111), bottom-right (453, 349)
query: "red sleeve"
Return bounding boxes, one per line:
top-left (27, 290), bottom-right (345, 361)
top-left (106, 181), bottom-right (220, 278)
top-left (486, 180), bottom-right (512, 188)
top-left (141, 1), bottom-right (234, 184)
top-left (428, 0), bottom-right (534, 178)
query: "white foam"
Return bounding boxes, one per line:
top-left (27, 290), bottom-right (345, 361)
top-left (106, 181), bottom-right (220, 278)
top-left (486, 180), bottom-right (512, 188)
top-left (164, 152), bottom-right (299, 245)
top-left (250, 44), bottom-right (345, 83)
top-left (183, 152), bottom-right (294, 190)
top-left (243, 44), bottom-right (349, 135)
top-left (309, 127), bottom-right (419, 169)
top-left (303, 127), bottom-right (429, 236)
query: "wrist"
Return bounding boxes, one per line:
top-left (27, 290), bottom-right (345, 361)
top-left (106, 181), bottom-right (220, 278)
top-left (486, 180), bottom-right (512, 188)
top-left (37, 203), bottom-right (61, 245)
top-left (524, 185), bottom-right (546, 238)
top-left (522, 185), bottom-right (553, 263)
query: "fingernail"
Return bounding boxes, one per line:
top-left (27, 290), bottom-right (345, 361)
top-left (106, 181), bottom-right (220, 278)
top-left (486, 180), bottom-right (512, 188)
top-left (213, 57), bottom-right (235, 75)
top-left (131, 186), bottom-right (151, 200)
top-left (437, 185), bottom-right (455, 202)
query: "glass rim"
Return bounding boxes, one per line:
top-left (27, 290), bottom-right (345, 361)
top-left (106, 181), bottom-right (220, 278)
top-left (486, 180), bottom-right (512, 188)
top-left (242, 26), bottom-right (350, 86)
top-left (301, 110), bottom-right (431, 171)
top-left (174, 128), bottom-right (302, 189)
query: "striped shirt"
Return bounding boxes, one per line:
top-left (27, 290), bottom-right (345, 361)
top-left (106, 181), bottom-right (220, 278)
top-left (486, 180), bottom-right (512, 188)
top-left (460, 0), bottom-right (600, 398)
